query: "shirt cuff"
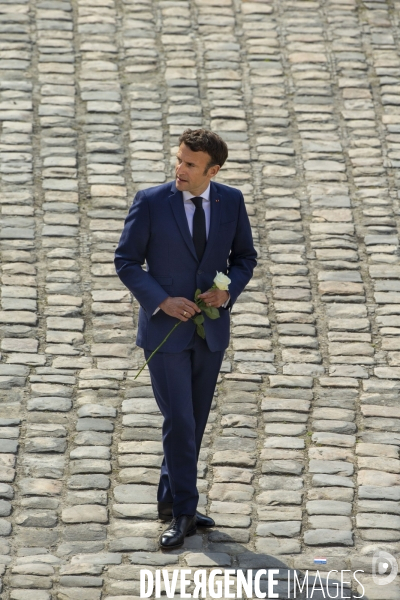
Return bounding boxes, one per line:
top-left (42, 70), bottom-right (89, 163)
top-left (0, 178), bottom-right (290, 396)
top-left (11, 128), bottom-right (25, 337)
top-left (153, 306), bottom-right (161, 315)
top-left (221, 293), bottom-right (230, 308)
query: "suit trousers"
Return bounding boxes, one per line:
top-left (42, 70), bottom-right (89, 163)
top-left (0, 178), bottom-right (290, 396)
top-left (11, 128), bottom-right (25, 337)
top-left (144, 329), bottom-right (224, 517)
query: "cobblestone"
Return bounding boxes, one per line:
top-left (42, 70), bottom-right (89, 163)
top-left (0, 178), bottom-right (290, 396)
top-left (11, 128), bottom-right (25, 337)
top-left (0, 0), bottom-right (399, 597)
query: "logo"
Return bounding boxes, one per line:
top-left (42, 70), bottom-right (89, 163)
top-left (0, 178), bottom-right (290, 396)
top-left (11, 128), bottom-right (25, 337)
top-left (372, 550), bottom-right (398, 586)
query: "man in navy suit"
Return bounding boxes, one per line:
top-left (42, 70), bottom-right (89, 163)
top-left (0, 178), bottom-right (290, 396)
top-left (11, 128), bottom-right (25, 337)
top-left (115, 129), bottom-right (257, 549)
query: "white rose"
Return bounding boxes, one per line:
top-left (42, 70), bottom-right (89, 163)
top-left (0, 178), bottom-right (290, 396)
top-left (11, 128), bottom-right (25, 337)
top-left (213, 271), bottom-right (231, 291)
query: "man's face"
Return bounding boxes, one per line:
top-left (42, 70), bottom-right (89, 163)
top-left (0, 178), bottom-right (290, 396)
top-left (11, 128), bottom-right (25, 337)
top-left (175, 143), bottom-right (219, 196)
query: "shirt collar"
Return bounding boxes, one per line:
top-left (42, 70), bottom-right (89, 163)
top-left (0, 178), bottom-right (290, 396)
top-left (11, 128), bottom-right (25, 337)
top-left (182, 183), bottom-right (211, 203)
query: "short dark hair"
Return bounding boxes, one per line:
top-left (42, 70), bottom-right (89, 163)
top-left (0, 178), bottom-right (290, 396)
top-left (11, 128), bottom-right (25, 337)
top-left (179, 128), bottom-right (228, 171)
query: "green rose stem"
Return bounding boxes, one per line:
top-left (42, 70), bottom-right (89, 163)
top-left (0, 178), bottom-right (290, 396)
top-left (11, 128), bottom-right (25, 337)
top-left (134, 320), bottom-right (183, 380)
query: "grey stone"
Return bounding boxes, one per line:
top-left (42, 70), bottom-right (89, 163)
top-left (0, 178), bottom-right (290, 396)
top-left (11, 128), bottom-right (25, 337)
top-left (358, 500), bottom-right (400, 515)
top-left (77, 404), bottom-right (117, 418)
top-left (308, 515), bottom-right (352, 530)
top-left (304, 529), bottom-right (353, 546)
top-left (9, 575), bottom-right (52, 589)
top-left (67, 475), bottom-right (110, 490)
top-left (76, 418), bottom-right (114, 432)
top-left (15, 510), bottom-right (57, 528)
top-left (0, 440), bottom-right (18, 453)
top-left (10, 591), bottom-right (50, 600)
top-left (357, 513), bottom-right (400, 529)
top-left (0, 501), bottom-right (11, 516)
top-left (0, 484), bottom-right (13, 500)
top-left (57, 589), bottom-right (101, 600)
top-left (262, 460), bottom-right (303, 475)
top-left (62, 505), bottom-right (108, 524)
top-left (256, 521), bottom-right (301, 537)
top-left (0, 519), bottom-right (12, 536)
top-left (312, 432), bottom-right (355, 447)
top-left (309, 459), bottom-right (354, 476)
top-left (25, 438), bottom-right (67, 453)
top-left (306, 500), bottom-right (352, 516)
top-left (128, 552), bottom-right (178, 566)
top-left (256, 538), bottom-right (301, 554)
top-left (74, 432), bottom-right (112, 446)
top-left (19, 479), bottom-right (62, 496)
top-left (264, 423), bottom-right (306, 435)
top-left (70, 447), bottom-right (110, 460)
top-left (312, 474), bottom-right (354, 488)
top-left (259, 476), bottom-right (303, 490)
top-left (59, 576), bottom-right (103, 587)
top-left (66, 491), bottom-right (108, 506)
top-left (113, 484), bottom-right (157, 504)
top-left (308, 487), bottom-right (354, 502)
top-left (27, 397), bottom-right (71, 412)
top-left (258, 490), bottom-right (303, 505)
top-left (70, 552), bottom-right (121, 565)
top-left (109, 537), bottom-right (157, 552)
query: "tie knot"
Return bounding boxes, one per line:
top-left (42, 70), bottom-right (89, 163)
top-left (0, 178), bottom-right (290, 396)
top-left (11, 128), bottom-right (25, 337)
top-left (191, 196), bottom-right (203, 209)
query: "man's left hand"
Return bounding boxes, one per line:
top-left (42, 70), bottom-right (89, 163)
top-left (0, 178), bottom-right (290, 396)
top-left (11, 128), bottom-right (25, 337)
top-left (198, 289), bottom-right (229, 308)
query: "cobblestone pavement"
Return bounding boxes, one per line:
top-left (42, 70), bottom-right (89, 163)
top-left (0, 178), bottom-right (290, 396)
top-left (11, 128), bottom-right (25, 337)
top-left (1, 0), bottom-right (400, 597)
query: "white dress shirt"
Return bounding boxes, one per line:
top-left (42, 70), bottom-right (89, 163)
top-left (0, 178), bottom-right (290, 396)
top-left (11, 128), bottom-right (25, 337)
top-left (182, 185), bottom-right (211, 238)
top-left (153, 184), bottom-right (230, 314)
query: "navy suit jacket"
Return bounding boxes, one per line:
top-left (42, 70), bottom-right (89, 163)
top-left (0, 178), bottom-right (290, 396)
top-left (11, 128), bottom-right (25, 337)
top-left (114, 180), bottom-right (257, 352)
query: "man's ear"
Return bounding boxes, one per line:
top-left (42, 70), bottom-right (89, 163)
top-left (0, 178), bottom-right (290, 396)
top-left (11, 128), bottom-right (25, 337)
top-left (208, 164), bottom-right (220, 178)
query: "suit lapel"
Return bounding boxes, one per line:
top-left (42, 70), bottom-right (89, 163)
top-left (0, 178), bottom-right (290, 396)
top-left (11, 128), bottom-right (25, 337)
top-left (168, 182), bottom-right (198, 262)
top-left (168, 180), bottom-right (222, 266)
top-left (199, 180), bottom-right (221, 267)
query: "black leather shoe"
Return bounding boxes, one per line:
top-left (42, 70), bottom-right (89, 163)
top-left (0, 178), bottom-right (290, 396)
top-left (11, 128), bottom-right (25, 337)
top-left (158, 502), bottom-right (215, 528)
top-left (159, 515), bottom-right (197, 550)
top-left (194, 511), bottom-right (215, 528)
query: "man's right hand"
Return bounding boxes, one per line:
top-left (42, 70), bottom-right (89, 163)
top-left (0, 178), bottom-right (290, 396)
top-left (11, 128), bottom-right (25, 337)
top-left (159, 297), bottom-right (201, 322)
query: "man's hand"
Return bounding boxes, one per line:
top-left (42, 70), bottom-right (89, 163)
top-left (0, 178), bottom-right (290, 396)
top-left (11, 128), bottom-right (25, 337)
top-left (159, 297), bottom-right (202, 322)
top-left (198, 289), bottom-right (229, 308)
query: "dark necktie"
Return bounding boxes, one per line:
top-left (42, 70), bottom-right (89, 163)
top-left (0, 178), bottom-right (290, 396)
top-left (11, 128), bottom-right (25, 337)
top-left (191, 196), bottom-right (206, 261)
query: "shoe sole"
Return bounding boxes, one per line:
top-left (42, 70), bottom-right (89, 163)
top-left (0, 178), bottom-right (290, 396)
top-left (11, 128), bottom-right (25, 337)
top-left (159, 525), bottom-right (197, 550)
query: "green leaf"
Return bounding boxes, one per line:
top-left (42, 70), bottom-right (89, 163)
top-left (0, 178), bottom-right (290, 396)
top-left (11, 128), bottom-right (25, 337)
top-left (193, 314), bottom-right (204, 325)
top-left (203, 306), bottom-right (220, 320)
top-left (194, 289), bottom-right (202, 300)
top-left (196, 324), bottom-right (206, 339)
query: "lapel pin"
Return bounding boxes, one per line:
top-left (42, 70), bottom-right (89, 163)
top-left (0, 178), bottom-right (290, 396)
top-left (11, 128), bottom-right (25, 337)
top-left (216, 199), bottom-right (219, 202)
